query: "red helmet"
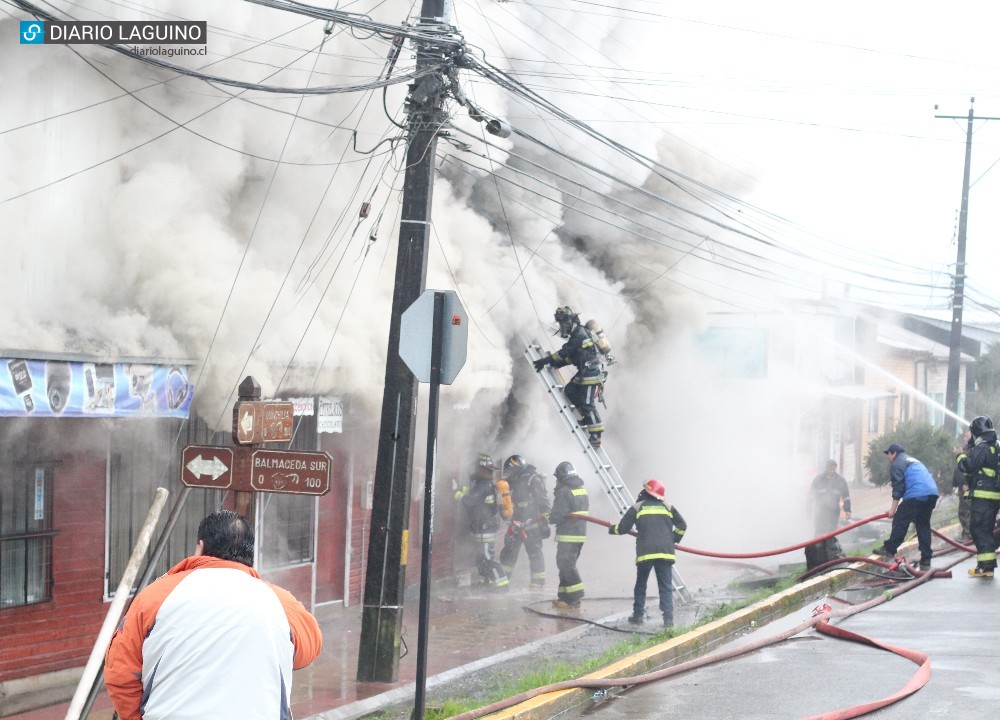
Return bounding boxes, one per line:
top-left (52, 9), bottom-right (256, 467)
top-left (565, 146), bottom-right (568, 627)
top-left (643, 479), bottom-right (666, 501)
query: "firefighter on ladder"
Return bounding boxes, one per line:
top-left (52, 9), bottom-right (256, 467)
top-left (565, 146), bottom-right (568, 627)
top-left (498, 455), bottom-right (551, 588)
top-left (454, 453), bottom-right (510, 590)
top-left (533, 305), bottom-right (607, 448)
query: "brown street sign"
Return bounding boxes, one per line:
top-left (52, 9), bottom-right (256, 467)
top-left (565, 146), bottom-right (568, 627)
top-left (233, 448), bottom-right (332, 496)
top-left (232, 400), bottom-right (294, 445)
top-left (181, 445), bottom-right (234, 489)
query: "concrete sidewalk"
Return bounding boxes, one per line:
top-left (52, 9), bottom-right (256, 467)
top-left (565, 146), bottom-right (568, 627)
top-left (2, 548), bottom-right (757, 720)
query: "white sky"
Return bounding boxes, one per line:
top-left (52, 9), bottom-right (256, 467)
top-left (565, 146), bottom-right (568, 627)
top-left (542, 0), bottom-right (1000, 319)
top-left (4, 0), bottom-right (1000, 388)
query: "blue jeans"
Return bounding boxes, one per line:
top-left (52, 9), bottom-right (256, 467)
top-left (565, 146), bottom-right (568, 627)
top-left (633, 559), bottom-right (673, 624)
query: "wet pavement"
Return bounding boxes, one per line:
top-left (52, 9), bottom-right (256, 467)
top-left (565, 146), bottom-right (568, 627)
top-left (4, 548), bottom-right (748, 720)
top-left (6, 485), bottom-right (941, 720)
top-left (525, 551), bottom-right (998, 720)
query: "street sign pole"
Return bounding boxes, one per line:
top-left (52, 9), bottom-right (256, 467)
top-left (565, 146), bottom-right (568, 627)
top-left (413, 292), bottom-right (444, 720)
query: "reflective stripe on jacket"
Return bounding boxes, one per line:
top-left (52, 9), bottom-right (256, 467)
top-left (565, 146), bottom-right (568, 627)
top-left (611, 496), bottom-right (687, 564)
top-left (552, 476), bottom-right (588, 543)
top-left (957, 434), bottom-right (1000, 499)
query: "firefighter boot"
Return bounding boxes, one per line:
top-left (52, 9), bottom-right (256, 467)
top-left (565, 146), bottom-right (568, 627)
top-left (969, 566), bottom-right (994, 578)
top-left (627, 613), bottom-right (644, 625)
top-left (552, 598), bottom-right (581, 610)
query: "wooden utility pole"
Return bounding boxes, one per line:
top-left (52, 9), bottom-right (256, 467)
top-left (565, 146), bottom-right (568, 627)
top-left (357, 0), bottom-right (450, 683)
top-left (935, 98), bottom-right (1000, 435)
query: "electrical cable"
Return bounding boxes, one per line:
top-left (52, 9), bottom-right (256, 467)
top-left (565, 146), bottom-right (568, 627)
top-left (209, 25), bottom-right (337, 430)
top-left (9, 0), bottom-right (443, 94)
top-left (442, 152), bottom-right (949, 307)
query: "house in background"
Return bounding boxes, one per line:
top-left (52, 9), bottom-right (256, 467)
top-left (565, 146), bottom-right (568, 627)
top-left (701, 302), bottom-right (1000, 486)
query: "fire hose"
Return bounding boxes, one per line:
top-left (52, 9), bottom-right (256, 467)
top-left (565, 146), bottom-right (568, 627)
top-left (448, 512), bottom-right (970, 720)
top-left (571, 511), bottom-right (890, 558)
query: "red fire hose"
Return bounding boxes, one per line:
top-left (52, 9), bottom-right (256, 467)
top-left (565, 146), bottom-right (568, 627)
top-left (570, 511), bottom-right (890, 559)
top-left (446, 512), bottom-right (965, 720)
top-left (449, 558), bottom-right (947, 720)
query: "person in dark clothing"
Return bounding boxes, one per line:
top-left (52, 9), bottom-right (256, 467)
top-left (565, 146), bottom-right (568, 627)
top-left (498, 455), bottom-right (551, 588)
top-left (956, 416), bottom-right (1000, 578)
top-left (876, 443), bottom-right (939, 571)
top-left (804, 460), bottom-right (851, 569)
top-left (609, 479), bottom-right (686, 628)
top-left (953, 429), bottom-right (974, 544)
top-left (550, 461), bottom-right (588, 608)
top-left (456, 453), bottom-right (509, 590)
top-left (533, 306), bottom-right (607, 448)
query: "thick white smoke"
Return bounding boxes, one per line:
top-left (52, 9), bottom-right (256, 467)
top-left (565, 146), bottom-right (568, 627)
top-left (1, 0), bottom-right (825, 552)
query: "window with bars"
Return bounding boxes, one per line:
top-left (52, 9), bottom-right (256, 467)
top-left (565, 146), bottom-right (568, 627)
top-left (1, 465), bottom-right (55, 608)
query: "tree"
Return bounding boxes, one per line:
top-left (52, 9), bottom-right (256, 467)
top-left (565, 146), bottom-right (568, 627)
top-left (967, 341), bottom-right (1000, 420)
top-left (863, 421), bottom-right (955, 495)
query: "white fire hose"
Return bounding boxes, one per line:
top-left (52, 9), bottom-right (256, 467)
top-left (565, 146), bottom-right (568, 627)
top-left (64, 487), bottom-right (169, 720)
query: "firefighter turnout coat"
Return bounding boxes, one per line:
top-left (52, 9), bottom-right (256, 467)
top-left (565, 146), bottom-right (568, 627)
top-left (551, 473), bottom-right (589, 542)
top-left (546, 323), bottom-right (604, 383)
top-left (957, 432), bottom-right (1000, 502)
top-left (610, 496), bottom-right (687, 564)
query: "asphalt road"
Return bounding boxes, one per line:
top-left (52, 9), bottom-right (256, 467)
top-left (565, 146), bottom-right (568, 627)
top-left (548, 553), bottom-right (1000, 720)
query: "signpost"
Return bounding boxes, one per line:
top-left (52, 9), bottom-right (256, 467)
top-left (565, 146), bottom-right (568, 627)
top-left (398, 289), bottom-right (467, 720)
top-left (232, 400), bottom-right (294, 445)
top-left (181, 446), bottom-right (233, 490)
top-left (182, 378), bottom-right (331, 530)
top-left (243, 448), bottom-right (332, 495)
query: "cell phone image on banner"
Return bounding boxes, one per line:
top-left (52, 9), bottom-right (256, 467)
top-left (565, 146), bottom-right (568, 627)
top-left (8, 359), bottom-right (35, 412)
top-left (83, 363), bottom-right (116, 413)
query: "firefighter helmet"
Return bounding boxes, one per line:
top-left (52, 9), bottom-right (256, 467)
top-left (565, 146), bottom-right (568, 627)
top-left (503, 455), bottom-right (526, 474)
top-left (970, 415), bottom-right (994, 438)
top-left (643, 479), bottom-right (666, 501)
top-left (554, 461), bottom-right (577, 480)
top-left (554, 305), bottom-right (580, 338)
top-left (476, 453), bottom-right (495, 478)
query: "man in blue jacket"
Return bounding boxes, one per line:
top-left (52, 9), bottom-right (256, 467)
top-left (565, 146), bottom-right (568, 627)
top-left (876, 443), bottom-right (939, 571)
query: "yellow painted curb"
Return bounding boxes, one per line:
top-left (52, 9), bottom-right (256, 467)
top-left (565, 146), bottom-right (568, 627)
top-left (482, 531), bottom-right (934, 720)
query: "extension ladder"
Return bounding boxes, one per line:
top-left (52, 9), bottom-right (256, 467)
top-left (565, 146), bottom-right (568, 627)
top-left (523, 337), bottom-right (692, 603)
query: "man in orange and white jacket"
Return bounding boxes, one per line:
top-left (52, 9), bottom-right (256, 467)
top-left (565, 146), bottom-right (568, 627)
top-left (104, 510), bottom-right (322, 719)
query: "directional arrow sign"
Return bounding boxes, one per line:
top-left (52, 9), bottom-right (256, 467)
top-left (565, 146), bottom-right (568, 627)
top-left (181, 446), bottom-right (234, 489)
top-left (232, 401), bottom-right (294, 445)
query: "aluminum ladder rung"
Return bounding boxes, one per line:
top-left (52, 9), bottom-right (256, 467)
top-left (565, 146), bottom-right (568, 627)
top-left (523, 336), bottom-right (691, 603)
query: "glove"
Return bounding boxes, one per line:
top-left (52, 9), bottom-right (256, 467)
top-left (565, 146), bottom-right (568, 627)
top-left (453, 484), bottom-right (467, 501)
top-left (533, 356), bottom-right (549, 372)
top-left (608, 525), bottom-right (617, 535)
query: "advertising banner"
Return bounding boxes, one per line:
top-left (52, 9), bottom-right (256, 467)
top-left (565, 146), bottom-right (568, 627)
top-left (0, 358), bottom-right (194, 418)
